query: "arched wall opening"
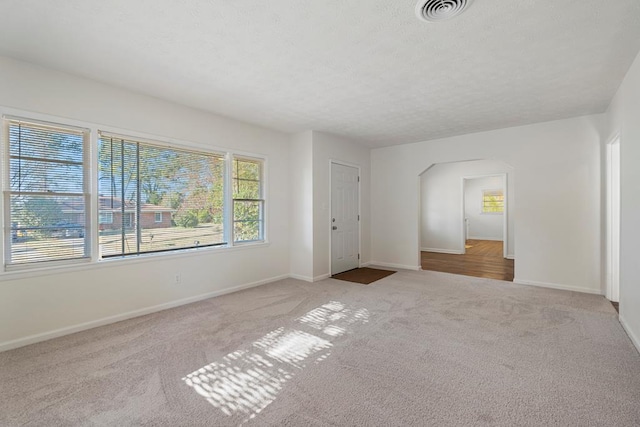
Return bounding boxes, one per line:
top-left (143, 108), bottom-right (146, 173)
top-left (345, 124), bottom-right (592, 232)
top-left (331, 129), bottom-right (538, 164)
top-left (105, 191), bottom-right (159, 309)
top-left (419, 159), bottom-right (515, 276)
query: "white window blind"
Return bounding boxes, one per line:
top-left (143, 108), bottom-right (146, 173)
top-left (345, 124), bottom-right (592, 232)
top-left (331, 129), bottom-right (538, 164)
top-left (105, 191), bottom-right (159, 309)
top-left (232, 156), bottom-right (264, 242)
top-left (4, 118), bottom-right (89, 266)
top-left (98, 132), bottom-right (226, 257)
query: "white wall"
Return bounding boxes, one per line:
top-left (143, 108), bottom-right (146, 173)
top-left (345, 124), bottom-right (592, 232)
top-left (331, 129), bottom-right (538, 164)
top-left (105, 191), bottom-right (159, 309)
top-left (372, 115), bottom-right (602, 294)
top-left (289, 131), bottom-right (314, 280)
top-left (465, 176), bottom-right (504, 241)
top-left (420, 160), bottom-right (513, 254)
top-left (603, 50), bottom-right (640, 351)
top-left (0, 56), bottom-right (292, 350)
top-left (287, 131), bottom-right (371, 282)
top-left (312, 131), bottom-right (371, 279)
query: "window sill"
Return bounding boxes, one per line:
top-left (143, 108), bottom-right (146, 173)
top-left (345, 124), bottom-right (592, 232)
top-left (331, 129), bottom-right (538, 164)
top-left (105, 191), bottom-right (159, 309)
top-left (0, 241), bottom-right (271, 282)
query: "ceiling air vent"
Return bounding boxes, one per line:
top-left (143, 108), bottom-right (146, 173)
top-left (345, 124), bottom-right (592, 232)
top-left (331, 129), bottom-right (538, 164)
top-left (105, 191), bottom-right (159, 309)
top-left (415, 0), bottom-right (474, 23)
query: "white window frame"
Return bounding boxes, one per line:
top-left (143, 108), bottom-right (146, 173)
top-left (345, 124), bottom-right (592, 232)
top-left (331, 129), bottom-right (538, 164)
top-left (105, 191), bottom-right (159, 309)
top-left (0, 109), bottom-right (269, 277)
top-left (2, 115), bottom-right (91, 270)
top-left (154, 212), bottom-right (162, 223)
top-left (231, 155), bottom-right (265, 244)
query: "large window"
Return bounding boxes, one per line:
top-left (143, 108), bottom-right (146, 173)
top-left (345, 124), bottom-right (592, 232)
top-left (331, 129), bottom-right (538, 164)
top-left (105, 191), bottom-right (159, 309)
top-left (3, 118), bottom-right (89, 267)
top-left (232, 156), bottom-right (264, 242)
top-left (2, 117), bottom-right (267, 271)
top-left (98, 133), bottom-right (226, 257)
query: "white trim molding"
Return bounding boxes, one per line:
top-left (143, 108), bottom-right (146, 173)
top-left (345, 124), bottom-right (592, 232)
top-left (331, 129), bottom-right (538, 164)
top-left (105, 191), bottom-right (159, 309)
top-left (369, 261), bottom-right (421, 271)
top-left (420, 248), bottom-right (464, 255)
top-left (0, 274), bottom-right (289, 353)
top-left (461, 172), bottom-right (509, 258)
top-left (289, 274), bottom-right (314, 282)
top-left (605, 134), bottom-right (621, 302)
top-left (513, 278), bottom-right (603, 295)
top-left (619, 315), bottom-right (640, 354)
top-left (467, 236), bottom-right (503, 241)
top-left (289, 273), bottom-right (331, 282)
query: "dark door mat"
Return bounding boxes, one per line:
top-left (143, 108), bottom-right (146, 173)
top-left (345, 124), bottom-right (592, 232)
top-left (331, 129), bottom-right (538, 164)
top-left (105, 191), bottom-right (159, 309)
top-left (332, 267), bottom-right (396, 284)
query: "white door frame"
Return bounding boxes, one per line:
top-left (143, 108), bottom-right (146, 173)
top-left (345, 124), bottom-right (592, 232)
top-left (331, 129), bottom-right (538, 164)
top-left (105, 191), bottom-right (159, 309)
top-left (606, 135), bottom-right (621, 302)
top-left (461, 173), bottom-right (509, 258)
top-left (329, 160), bottom-right (361, 275)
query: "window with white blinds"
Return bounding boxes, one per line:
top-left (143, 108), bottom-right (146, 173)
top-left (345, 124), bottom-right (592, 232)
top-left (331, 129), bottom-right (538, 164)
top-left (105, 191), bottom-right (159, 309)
top-left (98, 133), bottom-right (226, 257)
top-left (1, 116), bottom-right (267, 271)
top-left (232, 156), bottom-right (264, 243)
top-left (4, 118), bottom-right (90, 267)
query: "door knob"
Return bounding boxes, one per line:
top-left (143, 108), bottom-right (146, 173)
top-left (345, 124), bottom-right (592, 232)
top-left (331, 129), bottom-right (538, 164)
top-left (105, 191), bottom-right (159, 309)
top-left (332, 226), bottom-right (337, 230)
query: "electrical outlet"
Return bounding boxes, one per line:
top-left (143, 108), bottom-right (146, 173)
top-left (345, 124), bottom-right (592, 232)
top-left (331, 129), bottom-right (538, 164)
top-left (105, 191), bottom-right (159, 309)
top-left (174, 273), bottom-right (182, 285)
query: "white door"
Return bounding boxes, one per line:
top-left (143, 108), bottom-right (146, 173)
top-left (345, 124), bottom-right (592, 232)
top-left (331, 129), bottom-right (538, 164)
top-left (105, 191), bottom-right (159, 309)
top-left (331, 163), bottom-right (359, 275)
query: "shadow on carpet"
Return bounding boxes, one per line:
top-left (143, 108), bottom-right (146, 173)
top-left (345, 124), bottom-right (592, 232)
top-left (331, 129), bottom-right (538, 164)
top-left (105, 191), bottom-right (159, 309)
top-left (332, 267), bottom-right (396, 284)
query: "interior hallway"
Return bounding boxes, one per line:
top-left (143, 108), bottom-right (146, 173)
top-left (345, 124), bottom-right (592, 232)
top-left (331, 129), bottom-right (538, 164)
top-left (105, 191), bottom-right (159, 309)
top-left (421, 239), bottom-right (514, 282)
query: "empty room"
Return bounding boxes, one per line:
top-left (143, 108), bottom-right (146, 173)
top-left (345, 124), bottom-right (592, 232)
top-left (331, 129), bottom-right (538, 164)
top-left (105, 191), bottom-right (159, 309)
top-left (1, 1), bottom-right (640, 425)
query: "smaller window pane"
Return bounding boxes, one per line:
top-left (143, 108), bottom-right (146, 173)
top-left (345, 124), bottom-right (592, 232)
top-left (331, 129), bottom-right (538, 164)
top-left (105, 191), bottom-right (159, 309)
top-left (233, 200), bottom-right (263, 242)
top-left (234, 180), bottom-right (261, 199)
top-left (234, 159), bottom-right (261, 180)
top-left (10, 195), bottom-right (86, 264)
top-left (232, 157), bottom-right (264, 243)
top-left (9, 123), bottom-right (84, 163)
top-left (6, 119), bottom-right (88, 267)
top-left (10, 158), bottom-right (84, 194)
top-left (234, 221), bottom-right (261, 242)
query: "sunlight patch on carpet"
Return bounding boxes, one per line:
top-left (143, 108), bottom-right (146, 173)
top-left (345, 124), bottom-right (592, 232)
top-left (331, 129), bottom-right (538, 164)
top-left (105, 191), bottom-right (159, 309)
top-left (182, 301), bottom-right (370, 424)
top-left (253, 328), bottom-right (332, 367)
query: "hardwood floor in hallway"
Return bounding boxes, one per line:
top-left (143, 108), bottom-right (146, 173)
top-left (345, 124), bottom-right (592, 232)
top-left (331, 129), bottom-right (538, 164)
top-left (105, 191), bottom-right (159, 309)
top-left (421, 239), bottom-right (514, 282)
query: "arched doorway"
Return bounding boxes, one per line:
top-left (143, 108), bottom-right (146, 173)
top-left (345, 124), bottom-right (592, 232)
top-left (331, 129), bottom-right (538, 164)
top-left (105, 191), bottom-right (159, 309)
top-left (419, 159), bottom-right (515, 281)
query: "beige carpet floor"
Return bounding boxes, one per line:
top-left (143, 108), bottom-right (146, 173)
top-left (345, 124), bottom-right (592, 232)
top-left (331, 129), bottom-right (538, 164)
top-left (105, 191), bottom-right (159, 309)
top-left (1, 270), bottom-right (639, 426)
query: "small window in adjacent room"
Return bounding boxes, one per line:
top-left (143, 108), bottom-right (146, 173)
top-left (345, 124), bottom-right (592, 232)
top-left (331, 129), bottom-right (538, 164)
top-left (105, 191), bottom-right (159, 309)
top-left (232, 156), bottom-right (264, 243)
top-left (482, 189), bottom-right (504, 214)
top-left (3, 117), bottom-right (90, 267)
top-left (155, 212), bottom-right (162, 223)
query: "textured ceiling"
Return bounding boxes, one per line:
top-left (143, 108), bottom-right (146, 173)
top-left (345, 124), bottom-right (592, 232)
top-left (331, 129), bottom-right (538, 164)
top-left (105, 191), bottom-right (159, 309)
top-left (0, 0), bottom-right (639, 148)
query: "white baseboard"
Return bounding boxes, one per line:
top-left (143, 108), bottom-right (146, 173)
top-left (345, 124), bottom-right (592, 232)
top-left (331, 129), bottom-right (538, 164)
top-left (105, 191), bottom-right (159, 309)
top-left (619, 315), bottom-right (640, 354)
top-left (420, 248), bottom-right (464, 255)
top-left (369, 261), bottom-right (421, 271)
top-left (360, 262), bottom-right (372, 267)
top-left (289, 273), bottom-right (313, 282)
top-left (506, 254), bottom-right (515, 260)
top-left (513, 278), bottom-right (603, 295)
top-left (0, 274), bottom-right (289, 353)
top-left (467, 236), bottom-right (502, 241)
top-left (289, 273), bottom-right (331, 282)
